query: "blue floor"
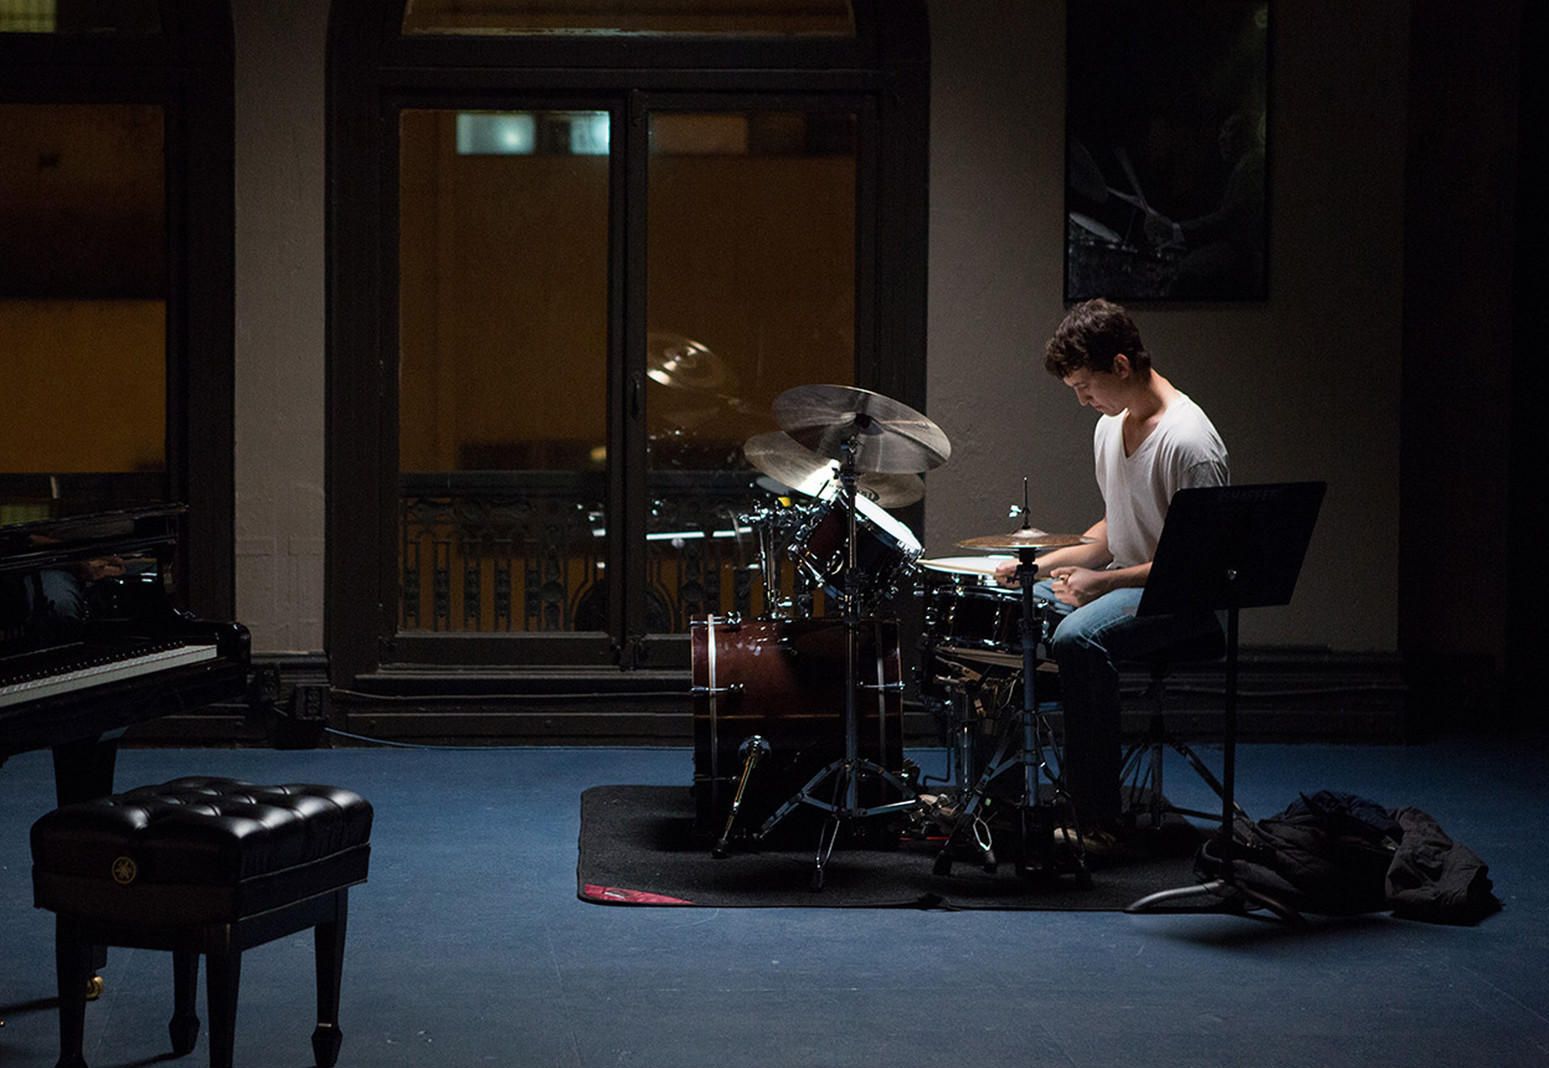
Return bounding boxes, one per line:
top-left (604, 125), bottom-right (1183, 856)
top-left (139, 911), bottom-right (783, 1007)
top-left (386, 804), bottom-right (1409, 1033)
top-left (2, 738), bottom-right (1547, 1067)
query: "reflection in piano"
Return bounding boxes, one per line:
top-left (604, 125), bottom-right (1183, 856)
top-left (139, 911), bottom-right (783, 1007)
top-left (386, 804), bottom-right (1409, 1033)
top-left (0, 502), bottom-right (250, 806)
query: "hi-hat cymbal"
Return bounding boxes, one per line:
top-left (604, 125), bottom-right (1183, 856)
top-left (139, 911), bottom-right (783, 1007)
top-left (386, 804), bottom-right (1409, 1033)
top-left (957, 527), bottom-right (1093, 551)
top-left (742, 431), bottom-right (924, 507)
top-left (772, 384), bottom-right (950, 475)
top-left (647, 331), bottom-right (733, 392)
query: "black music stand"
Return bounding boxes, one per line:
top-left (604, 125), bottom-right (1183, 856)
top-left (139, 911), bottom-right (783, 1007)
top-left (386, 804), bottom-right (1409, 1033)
top-left (1124, 481), bottom-right (1325, 923)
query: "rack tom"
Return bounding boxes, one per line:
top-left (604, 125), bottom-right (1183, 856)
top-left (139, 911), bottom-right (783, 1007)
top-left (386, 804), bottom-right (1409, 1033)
top-left (786, 482), bottom-right (921, 608)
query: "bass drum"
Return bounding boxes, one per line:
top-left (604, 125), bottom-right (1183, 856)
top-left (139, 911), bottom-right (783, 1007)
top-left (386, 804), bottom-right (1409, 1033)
top-left (691, 615), bottom-right (903, 842)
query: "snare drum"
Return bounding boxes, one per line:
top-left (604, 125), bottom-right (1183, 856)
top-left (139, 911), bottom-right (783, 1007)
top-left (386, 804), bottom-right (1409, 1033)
top-left (919, 556), bottom-right (1045, 659)
top-left (787, 481), bottom-right (922, 606)
top-left (690, 615), bottom-right (903, 839)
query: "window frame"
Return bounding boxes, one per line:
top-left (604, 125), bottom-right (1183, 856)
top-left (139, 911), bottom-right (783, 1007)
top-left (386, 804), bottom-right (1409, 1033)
top-left (0, 3), bottom-right (236, 621)
top-left (327, 0), bottom-right (928, 688)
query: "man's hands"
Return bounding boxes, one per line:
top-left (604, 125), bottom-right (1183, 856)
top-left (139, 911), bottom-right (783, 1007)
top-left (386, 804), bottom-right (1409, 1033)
top-left (992, 561), bottom-right (1106, 607)
top-left (1143, 209), bottom-right (1184, 249)
top-left (1048, 566), bottom-right (1105, 607)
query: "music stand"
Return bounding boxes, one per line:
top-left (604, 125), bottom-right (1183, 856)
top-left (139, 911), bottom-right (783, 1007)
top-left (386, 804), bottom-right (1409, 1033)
top-left (1124, 481), bottom-right (1325, 922)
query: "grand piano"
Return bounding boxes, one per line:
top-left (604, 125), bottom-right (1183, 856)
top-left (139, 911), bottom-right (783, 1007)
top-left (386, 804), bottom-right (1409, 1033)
top-left (0, 501), bottom-right (250, 806)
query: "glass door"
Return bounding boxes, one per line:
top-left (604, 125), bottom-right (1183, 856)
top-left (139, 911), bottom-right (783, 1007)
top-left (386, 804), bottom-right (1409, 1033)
top-left (396, 106), bottom-right (617, 646)
top-left (641, 102), bottom-right (865, 637)
top-left (385, 94), bottom-right (881, 670)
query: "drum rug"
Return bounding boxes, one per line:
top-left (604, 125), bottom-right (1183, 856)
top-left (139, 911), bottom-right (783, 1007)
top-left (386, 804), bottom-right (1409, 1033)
top-left (577, 785), bottom-right (1207, 910)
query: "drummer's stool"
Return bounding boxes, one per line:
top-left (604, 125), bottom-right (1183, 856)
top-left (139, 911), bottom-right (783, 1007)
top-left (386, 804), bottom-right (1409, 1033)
top-left (30, 777), bottom-right (373, 1068)
top-left (1119, 632), bottom-right (1233, 829)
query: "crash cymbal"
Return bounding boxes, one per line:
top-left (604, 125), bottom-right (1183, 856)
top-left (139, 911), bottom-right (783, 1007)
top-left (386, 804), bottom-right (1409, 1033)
top-left (852, 473), bottom-right (925, 508)
top-left (742, 431), bottom-right (925, 507)
top-left (772, 384), bottom-right (950, 475)
top-left (742, 432), bottom-right (831, 494)
top-left (646, 331), bottom-right (733, 392)
top-left (956, 527), bottom-right (1093, 551)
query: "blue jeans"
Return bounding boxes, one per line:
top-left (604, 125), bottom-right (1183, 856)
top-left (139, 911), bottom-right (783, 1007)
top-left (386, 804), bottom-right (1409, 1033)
top-left (1033, 579), bottom-right (1222, 829)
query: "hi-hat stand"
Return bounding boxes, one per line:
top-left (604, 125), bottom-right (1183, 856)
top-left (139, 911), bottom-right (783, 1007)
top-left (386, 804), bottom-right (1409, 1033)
top-left (933, 482), bottom-right (1090, 883)
top-left (755, 438), bottom-right (916, 890)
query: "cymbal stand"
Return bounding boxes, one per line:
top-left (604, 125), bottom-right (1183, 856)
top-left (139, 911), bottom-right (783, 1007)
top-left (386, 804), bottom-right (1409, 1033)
top-left (741, 502), bottom-right (783, 620)
top-left (933, 495), bottom-right (1089, 884)
top-left (755, 434), bottom-right (915, 890)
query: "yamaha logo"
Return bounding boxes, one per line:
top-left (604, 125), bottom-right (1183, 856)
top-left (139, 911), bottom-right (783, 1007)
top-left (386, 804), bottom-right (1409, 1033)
top-left (111, 857), bottom-right (137, 886)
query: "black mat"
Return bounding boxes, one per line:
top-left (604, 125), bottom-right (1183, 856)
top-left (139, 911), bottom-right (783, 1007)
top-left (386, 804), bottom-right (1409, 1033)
top-left (577, 785), bottom-right (1207, 910)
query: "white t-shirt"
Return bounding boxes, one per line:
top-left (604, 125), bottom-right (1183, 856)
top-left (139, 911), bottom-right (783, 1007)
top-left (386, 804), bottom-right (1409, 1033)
top-left (1094, 393), bottom-right (1228, 568)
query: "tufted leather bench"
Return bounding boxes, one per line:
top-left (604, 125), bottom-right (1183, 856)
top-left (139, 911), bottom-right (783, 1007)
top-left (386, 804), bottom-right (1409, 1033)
top-left (30, 777), bottom-right (372, 1068)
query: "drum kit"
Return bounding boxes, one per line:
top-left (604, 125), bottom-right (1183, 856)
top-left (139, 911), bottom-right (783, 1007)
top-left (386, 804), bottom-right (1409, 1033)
top-left (692, 383), bottom-right (1095, 889)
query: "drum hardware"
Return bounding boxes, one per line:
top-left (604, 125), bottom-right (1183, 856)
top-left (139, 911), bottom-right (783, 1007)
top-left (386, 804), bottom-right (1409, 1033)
top-left (917, 648), bottom-right (1004, 792)
top-left (932, 481), bottom-right (1094, 883)
top-left (714, 735), bottom-right (771, 859)
top-left (753, 385), bottom-right (948, 890)
top-left (880, 577), bottom-right (1025, 836)
top-left (690, 682), bottom-right (744, 697)
top-left (928, 660), bottom-right (1068, 876)
top-left (737, 497), bottom-right (808, 621)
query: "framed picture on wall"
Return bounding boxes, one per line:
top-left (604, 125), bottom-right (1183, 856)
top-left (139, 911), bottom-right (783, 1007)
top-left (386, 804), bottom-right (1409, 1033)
top-left (1064, 1), bottom-right (1270, 302)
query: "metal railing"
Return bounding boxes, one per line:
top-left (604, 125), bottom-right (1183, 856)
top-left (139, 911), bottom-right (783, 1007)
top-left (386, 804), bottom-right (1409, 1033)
top-left (399, 470), bottom-right (792, 633)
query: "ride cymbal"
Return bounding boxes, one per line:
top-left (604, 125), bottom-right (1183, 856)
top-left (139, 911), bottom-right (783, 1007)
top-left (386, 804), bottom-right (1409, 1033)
top-left (772, 384), bottom-right (950, 475)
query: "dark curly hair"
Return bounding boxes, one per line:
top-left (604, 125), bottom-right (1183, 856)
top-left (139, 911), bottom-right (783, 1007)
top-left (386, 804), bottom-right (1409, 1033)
top-left (1043, 298), bottom-right (1152, 380)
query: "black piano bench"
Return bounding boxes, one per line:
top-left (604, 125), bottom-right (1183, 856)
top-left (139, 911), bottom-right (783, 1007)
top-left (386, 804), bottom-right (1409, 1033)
top-left (29, 777), bottom-right (373, 1068)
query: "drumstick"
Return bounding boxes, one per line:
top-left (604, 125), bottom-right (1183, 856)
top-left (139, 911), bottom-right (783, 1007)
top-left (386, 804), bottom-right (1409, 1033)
top-left (1106, 187), bottom-right (1148, 211)
top-left (1113, 145), bottom-right (1150, 211)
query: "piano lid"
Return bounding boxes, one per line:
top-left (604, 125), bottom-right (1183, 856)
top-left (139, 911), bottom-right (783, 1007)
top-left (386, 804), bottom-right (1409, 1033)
top-left (0, 502), bottom-right (187, 575)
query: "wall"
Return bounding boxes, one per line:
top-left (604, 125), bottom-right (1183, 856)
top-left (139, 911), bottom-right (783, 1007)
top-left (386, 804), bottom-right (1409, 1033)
top-left (1402, 0), bottom-right (1519, 713)
top-left (925, 0), bottom-right (1410, 652)
top-left (232, 0), bottom-right (328, 650)
top-left (231, 1), bottom-right (1422, 657)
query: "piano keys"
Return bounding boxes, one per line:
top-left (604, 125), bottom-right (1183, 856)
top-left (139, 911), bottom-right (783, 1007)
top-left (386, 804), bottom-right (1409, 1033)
top-left (0, 500), bottom-right (250, 805)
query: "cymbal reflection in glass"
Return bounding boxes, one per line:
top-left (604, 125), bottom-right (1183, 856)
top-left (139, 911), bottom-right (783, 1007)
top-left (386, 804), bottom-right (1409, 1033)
top-left (646, 331), bottom-right (734, 392)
